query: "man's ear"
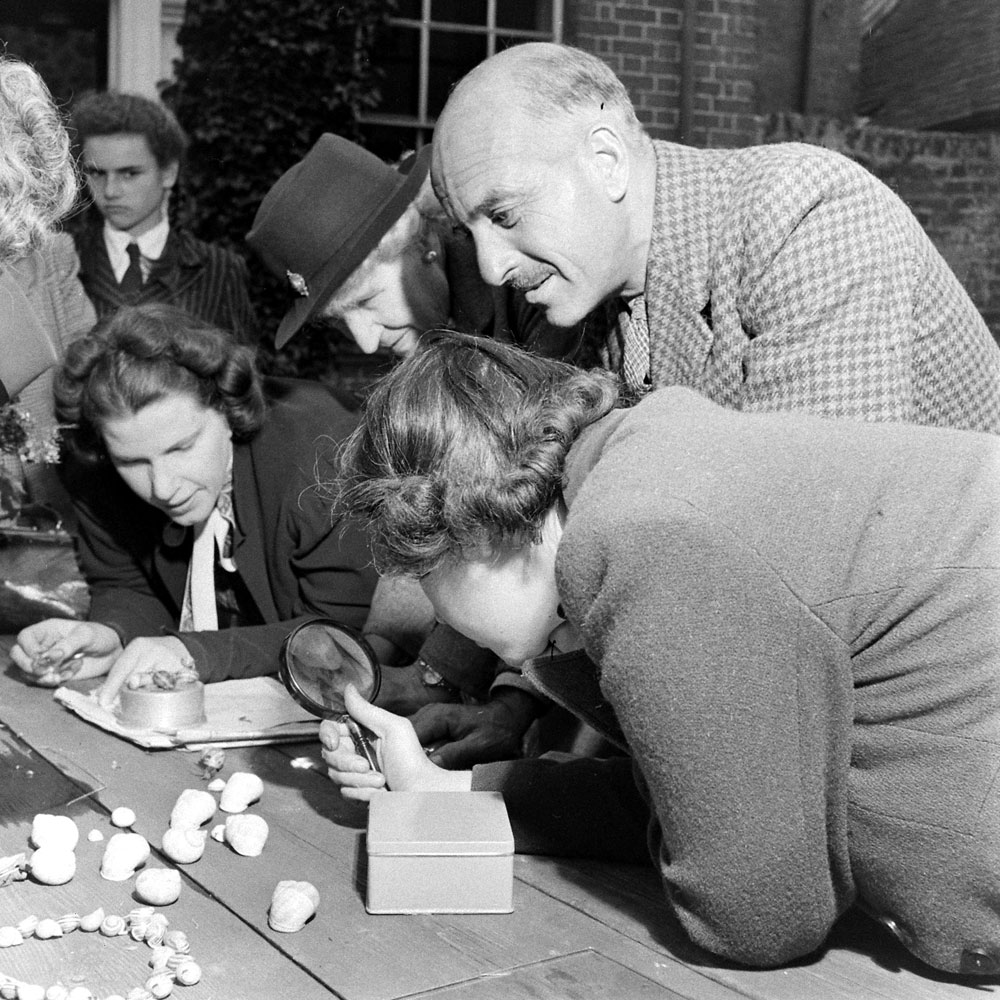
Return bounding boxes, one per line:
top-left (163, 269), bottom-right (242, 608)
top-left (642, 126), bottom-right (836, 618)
top-left (161, 159), bottom-right (180, 191)
top-left (586, 126), bottom-right (629, 203)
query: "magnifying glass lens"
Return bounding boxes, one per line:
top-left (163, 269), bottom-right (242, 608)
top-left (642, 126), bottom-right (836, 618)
top-left (279, 619), bottom-right (383, 773)
top-left (280, 620), bottom-right (380, 715)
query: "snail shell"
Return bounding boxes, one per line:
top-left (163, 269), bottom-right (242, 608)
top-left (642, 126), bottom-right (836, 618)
top-left (79, 907), bottom-right (104, 932)
top-left (100, 832), bottom-right (150, 881)
top-left (111, 807), bottom-right (136, 828)
top-left (219, 771), bottom-right (263, 813)
top-left (143, 913), bottom-right (170, 947)
top-left (87, 829), bottom-right (104, 842)
top-left (172, 959), bottom-right (202, 986)
top-left (0, 927), bottom-right (22, 947)
top-left (168, 789), bottom-right (216, 830)
top-left (34, 918), bottom-right (63, 939)
top-left (207, 777), bottom-right (226, 792)
top-left (144, 972), bottom-right (173, 999)
top-left (45, 986), bottom-right (70, 1000)
top-left (148, 944), bottom-right (173, 972)
top-left (268, 880), bottom-right (320, 933)
top-left (30, 814), bottom-right (79, 852)
top-left (15, 915), bottom-right (37, 937)
top-left (29, 846), bottom-right (76, 886)
top-left (161, 928), bottom-right (189, 953)
top-left (160, 826), bottom-right (207, 865)
top-left (55, 913), bottom-right (81, 934)
top-left (135, 868), bottom-right (181, 906)
top-left (224, 813), bottom-right (269, 857)
top-left (99, 913), bottom-right (128, 936)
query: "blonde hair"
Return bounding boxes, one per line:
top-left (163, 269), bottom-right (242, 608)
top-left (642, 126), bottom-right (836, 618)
top-left (0, 57), bottom-right (77, 269)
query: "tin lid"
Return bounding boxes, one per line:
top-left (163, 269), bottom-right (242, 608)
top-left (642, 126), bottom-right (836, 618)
top-left (367, 791), bottom-right (514, 856)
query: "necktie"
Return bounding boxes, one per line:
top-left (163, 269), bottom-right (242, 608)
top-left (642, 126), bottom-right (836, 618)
top-left (119, 242), bottom-right (144, 297)
top-left (179, 481), bottom-right (235, 632)
top-left (620, 294), bottom-right (651, 391)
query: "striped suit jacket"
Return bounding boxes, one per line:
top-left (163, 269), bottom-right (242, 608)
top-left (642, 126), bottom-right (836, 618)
top-left (74, 221), bottom-right (257, 344)
top-left (617, 141), bottom-right (1000, 435)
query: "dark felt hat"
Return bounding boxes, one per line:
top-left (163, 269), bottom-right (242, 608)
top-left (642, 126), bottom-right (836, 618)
top-left (246, 134), bottom-right (432, 348)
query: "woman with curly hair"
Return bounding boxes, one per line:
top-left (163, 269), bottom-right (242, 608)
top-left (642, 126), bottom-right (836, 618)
top-left (10, 303), bottom-right (377, 703)
top-left (322, 329), bottom-right (1000, 978)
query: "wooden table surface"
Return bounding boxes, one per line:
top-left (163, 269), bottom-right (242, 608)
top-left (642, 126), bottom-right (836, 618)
top-left (0, 643), bottom-right (994, 1000)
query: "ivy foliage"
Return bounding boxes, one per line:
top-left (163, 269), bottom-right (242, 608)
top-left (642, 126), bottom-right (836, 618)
top-left (163, 0), bottom-right (394, 382)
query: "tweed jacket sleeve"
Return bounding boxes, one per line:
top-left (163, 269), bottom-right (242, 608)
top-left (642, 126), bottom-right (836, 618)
top-left (644, 141), bottom-right (1000, 433)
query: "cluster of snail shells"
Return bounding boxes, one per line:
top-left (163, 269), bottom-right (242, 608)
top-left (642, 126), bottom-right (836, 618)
top-left (268, 881), bottom-right (319, 933)
top-left (0, 906), bottom-right (202, 996)
top-left (100, 832), bottom-right (151, 882)
top-left (28, 815), bottom-right (80, 887)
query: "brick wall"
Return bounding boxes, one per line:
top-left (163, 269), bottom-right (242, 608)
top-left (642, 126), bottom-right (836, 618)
top-left (565, 0), bottom-right (1000, 343)
top-left (859, 0), bottom-right (1000, 129)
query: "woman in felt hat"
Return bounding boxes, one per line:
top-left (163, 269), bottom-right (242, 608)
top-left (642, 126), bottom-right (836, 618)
top-left (321, 328), bottom-right (1000, 978)
top-left (247, 136), bottom-right (603, 749)
top-left (246, 133), bottom-right (597, 363)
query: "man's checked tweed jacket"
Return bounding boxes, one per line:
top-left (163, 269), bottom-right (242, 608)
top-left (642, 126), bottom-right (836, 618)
top-left (74, 221), bottom-right (257, 345)
top-left (620, 141), bottom-right (1000, 434)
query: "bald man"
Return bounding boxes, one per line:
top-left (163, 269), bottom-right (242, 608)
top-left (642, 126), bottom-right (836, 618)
top-left (432, 42), bottom-right (1000, 432)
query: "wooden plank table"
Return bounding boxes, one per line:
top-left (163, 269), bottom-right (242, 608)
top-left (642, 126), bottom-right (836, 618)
top-left (0, 643), bottom-right (994, 1000)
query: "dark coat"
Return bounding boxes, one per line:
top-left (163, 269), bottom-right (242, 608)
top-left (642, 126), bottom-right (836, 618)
top-left (64, 378), bottom-right (377, 683)
top-left (74, 220), bottom-right (257, 344)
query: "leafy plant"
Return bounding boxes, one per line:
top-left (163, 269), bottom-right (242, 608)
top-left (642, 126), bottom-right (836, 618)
top-left (162, 0), bottom-right (395, 382)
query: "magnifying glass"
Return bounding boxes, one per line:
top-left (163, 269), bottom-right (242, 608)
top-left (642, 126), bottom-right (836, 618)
top-left (279, 618), bottom-right (382, 772)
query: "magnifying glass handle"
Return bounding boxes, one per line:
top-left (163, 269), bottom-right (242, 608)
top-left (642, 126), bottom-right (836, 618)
top-left (342, 714), bottom-right (380, 774)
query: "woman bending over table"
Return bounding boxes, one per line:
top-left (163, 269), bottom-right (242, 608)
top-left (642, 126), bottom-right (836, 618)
top-left (11, 303), bottom-right (377, 705)
top-left (321, 329), bottom-right (1000, 977)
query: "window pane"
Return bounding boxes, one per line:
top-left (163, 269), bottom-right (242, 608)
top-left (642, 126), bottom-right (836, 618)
top-left (357, 123), bottom-right (425, 165)
top-left (394, 0), bottom-right (422, 18)
top-left (432, 0), bottom-right (489, 26)
top-left (374, 26), bottom-right (421, 118)
top-left (497, 1), bottom-right (549, 31)
top-left (428, 31), bottom-right (488, 115)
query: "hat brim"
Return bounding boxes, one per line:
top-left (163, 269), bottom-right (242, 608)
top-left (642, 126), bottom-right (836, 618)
top-left (274, 145), bottom-right (433, 349)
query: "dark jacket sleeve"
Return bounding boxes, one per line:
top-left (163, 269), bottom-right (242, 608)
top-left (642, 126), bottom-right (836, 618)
top-left (61, 459), bottom-right (180, 643)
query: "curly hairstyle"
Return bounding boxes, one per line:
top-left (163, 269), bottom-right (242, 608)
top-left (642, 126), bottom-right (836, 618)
top-left (55, 303), bottom-right (264, 464)
top-left (0, 57), bottom-right (78, 269)
top-left (337, 329), bottom-right (622, 576)
top-left (70, 90), bottom-right (188, 168)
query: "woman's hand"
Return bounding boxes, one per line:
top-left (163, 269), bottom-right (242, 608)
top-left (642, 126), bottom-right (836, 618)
top-left (11, 619), bottom-right (124, 686)
top-left (97, 635), bottom-right (195, 708)
top-left (320, 684), bottom-right (472, 802)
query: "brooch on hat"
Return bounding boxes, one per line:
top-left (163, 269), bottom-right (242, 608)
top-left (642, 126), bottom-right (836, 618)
top-left (286, 270), bottom-right (309, 297)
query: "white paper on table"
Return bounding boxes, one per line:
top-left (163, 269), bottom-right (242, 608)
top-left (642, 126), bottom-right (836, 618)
top-left (53, 675), bottom-right (320, 749)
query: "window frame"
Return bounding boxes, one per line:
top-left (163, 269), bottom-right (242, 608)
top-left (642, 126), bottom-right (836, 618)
top-left (358, 0), bottom-right (564, 150)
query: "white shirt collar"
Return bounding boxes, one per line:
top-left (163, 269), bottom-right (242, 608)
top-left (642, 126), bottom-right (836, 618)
top-left (103, 216), bottom-right (171, 281)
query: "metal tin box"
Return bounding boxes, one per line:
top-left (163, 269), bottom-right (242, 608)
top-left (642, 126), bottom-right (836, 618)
top-left (366, 791), bottom-right (514, 914)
